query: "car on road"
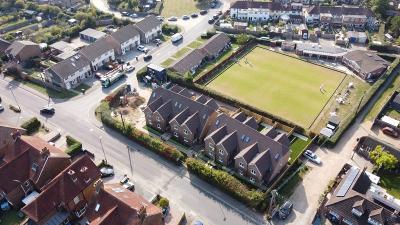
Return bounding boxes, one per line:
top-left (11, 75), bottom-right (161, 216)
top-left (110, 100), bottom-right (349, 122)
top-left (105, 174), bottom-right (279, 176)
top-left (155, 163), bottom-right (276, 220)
top-left (144, 55), bottom-right (152, 61)
top-left (40, 106), bottom-right (55, 115)
top-left (0, 104), bottom-right (4, 112)
top-left (156, 16), bottom-right (164, 21)
top-left (137, 45), bottom-right (149, 53)
top-left (117, 58), bottom-right (125, 64)
top-left (153, 38), bottom-right (162, 44)
top-left (191, 13), bottom-right (198, 18)
top-left (217, 10), bottom-right (223, 15)
top-left (130, 13), bottom-right (138, 18)
top-left (168, 16), bottom-right (178, 21)
top-left (125, 65), bottom-right (135, 72)
top-left (278, 201), bottom-right (293, 220)
top-left (303, 150), bottom-right (321, 164)
top-left (258, 36), bottom-right (270, 41)
top-left (100, 166), bottom-right (114, 178)
top-left (171, 33), bottom-right (183, 43)
top-left (200, 10), bottom-right (208, 15)
top-left (121, 11), bottom-right (129, 16)
top-left (382, 127), bottom-right (399, 138)
top-left (208, 18), bottom-right (215, 24)
top-left (182, 15), bottom-right (190, 20)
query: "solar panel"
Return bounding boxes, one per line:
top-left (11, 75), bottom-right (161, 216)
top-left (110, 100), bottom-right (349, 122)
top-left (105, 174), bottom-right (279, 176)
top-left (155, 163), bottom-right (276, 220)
top-left (336, 167), bottom-right (360, 197)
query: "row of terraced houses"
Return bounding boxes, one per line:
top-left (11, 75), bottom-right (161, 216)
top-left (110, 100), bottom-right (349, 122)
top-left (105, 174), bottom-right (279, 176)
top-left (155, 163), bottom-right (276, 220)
top-left (144, 86), bottom-right (290, 185)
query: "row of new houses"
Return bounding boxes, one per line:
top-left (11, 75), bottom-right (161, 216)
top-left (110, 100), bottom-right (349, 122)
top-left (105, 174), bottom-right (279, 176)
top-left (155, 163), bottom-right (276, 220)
top-left (170, 33), bottom-right (232, 75)
top-left (230, 1), bottom-right (378, 29)
top-left (144, 85), bottom-right (290, 185)
top-left (44, 15), bottom-right (162, 90)
top-left (0, 125), bottom-right (164, 225)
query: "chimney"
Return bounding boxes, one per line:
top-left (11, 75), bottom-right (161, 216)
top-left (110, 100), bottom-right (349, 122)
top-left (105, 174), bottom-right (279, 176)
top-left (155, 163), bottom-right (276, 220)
top-left (11, 130), bottom-right (21, 140)
top-left (41, 147), bottom-right (50, 157)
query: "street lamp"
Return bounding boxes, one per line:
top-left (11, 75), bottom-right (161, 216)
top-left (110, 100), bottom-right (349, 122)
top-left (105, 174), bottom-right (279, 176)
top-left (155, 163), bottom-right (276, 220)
top-left (99, 136), bottom-right (108, 163)
top-left (9, 86), bottom-right (21, 111)
top-left (127, 145), bottom-right (133, 175)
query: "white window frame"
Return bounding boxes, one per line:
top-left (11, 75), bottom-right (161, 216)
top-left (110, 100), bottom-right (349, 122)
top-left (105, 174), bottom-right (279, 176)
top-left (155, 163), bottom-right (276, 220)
top-left (219, 149), bottom-right (224, 155)
top-left (156, 116), bottom-right (160, 122)
top-left (239, 162), bottom-right (244, 168)
top-left (174, 132), bottom-right (178, 137)
top-left (249, 177), bottom-right (255, 182)
top-left (250, 169), bottom-right (256, 175)
top-left (157, 124), bottom-right (161, 129)
top-left (184, 129), bottom-right (188, 135)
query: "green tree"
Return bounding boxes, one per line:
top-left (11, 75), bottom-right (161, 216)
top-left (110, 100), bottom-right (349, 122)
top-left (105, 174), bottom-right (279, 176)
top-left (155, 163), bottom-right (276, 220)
top-left (158, 197), bottom-right (169, 209)
top-left (236, 34), bottom-right (250, 45)
top-left (389, 16), bottom-right (400, 37)
top-left (14, 0), bottom-right (25, 9)
top-left (369, 145), bottom-right (398, 170)
top-left (371, 0), bottom-right (389, 19)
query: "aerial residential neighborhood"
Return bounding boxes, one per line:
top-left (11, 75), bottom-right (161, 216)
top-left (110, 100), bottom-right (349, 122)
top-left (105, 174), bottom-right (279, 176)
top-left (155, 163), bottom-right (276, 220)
top-left (0, 0), bottom-right (400, 224)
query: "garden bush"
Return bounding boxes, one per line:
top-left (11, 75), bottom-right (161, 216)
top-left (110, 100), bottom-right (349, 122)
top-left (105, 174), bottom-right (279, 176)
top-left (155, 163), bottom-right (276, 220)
top-left (158, 197), bottom-right (169, 208)
top-left (21, 117), bottom-right (41, 134)
top-left (186, 158), bottom-right (266, 209)
top-left (65, 142), bottom-right (82, 156)
top-left (162, 24), bottom-right (179, 35)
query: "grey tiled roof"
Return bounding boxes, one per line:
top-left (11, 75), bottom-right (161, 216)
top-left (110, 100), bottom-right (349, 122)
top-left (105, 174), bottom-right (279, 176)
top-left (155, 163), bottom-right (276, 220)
top-left (343, 50), bottom-right (389, 75)
top-left (170, 49), bottom-right (206, 74)
top-left (111, 24), bottom-right (140, 44)
top-left (79, 28), bottom-right (106, 40)
top-left (134, 15), bottom-right (162, 34)
top-left (6, 40), bottom-right (38, 57)
top-left (199, 33), bottom-right (230, 57)
top-left (231, 1), bottom-right (301, 11)
top-left (0, 38), bottom-right (11, 54)
top-left (79, 36), bottom-right (114, 61)
top-left (48, 53), bottom-right (90, 80)
top-left (308, 5), bottom-right (374, 17)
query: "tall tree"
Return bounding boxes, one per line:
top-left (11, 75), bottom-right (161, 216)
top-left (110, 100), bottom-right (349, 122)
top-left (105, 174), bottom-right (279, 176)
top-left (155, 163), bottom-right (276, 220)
top-left (371, 0), bottom-right (389, 19)
top-left (389, 16), bottom-right (400, 37)
top-left (369, 145), bottom-right (398, 170)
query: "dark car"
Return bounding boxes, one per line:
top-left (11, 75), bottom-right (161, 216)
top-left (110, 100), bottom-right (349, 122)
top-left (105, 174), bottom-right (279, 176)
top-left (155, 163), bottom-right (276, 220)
top-left (278, 201), bottom-right (293, 220)
top-left (213, 14), bottom-right (219, 20)
top-left (105, 64), bottom-right (114, 71)
top-left (210, 2), bottom-right (216, 8)
top-left (217, 10), bottom-right (223, 15)
top-left (120, 175), bottom-right (135, 191)
top-left (191, 13), bottom-right (198, 18)
top-left (117, 58), bottom-right (125, 64)
top-left (208, 18), bottom-right (214, 24)
top-left (144, 55), bottom-right (152, 61)
top-left (200, 10), bottom-right (208, 15)
top-left (95, 72), bottom-right (103, 79)
top-left (382, 127), bottom-right (399, 138)
top-left (40, 106), bottom-right (55, 115)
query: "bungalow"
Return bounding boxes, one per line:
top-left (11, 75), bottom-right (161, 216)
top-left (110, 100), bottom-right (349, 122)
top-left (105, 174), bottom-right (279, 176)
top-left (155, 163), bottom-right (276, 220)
top-left (22, 155), bottom-right (102, 225)
top-left (342, 50), bottom-right (389, 80)
top-left (110, 24), bottom-right (141, 55)
top-left (204, 113), bottom-right (290, 185)
top-left (144, 86), bottom-right (218, 146)
top-left (5, 40), bottom-right (41, 62)
top-left (84, 183), bottom-right (163, 225)
top-left (199, 33), bottom-right (231, 60)
top-left (44, 52), bottom-right (92, 90)
top-left (79, 36), bottom-right (115, 71)
top-left (0, 135), bottom-right (71, 208)
top-left (134, 15), bottom-right (162, 43)
top-left (79, 28), bottom-right (107, 43)
top-left (170, 49), bottom-right (207, 75)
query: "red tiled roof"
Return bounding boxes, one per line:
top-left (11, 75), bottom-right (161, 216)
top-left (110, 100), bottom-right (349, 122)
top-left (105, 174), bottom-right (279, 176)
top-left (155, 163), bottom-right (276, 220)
top-left (86, 184), bottom-right (163, 225)
top-left (22, 155), bottom-right (100, 223)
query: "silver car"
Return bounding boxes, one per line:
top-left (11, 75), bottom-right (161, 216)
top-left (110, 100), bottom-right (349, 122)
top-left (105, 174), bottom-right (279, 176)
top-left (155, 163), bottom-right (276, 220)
top-left (303, 150), bottom-right (321, 164)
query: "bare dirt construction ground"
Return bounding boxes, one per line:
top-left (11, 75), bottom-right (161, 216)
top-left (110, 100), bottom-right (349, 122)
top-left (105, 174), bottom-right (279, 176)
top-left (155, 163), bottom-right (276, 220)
top-left (114, 94), bottom-right (147, 128)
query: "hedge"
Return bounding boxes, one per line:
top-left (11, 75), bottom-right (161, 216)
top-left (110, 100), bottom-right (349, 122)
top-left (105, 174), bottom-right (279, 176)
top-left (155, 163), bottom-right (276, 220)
top-left (96, 100), bottom-right (185, 165)
top-left (21, 117), bottom-right (41, 134)
top-left (65, 135), bottom-right (82, 156)
top-left (186, 158), bottom-right (266, 209)
top-left (66, 135), bottom-right (79, 146)
top-left (327, 57), bottom-right (400, 146)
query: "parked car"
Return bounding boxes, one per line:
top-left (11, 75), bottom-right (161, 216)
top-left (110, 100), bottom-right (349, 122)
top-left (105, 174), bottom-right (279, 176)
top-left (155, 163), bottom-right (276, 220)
top-left (191, 13), bottom-right (198, 18)
top-left (200, 10), bottom-right (208, 15)
top-left (258, 36), bottom-right (270, 41)
top-left (303, 150), bottom-right (321, 164)
top-left (171, 33), bottom-right (183, 43)
top-left (382, 127), bottom-right (399, 138)
top-left (122, 11), bottom-right (129, 16)
top-left (100, 166), bottom-right (114, 178)
top-left (212, 14), bottom-right (219, 20)
top-left (137, 45), bottom-right (149, 53)
top-left (40, 106), bottom-right (55, 115)
top-left (210, 2), bottom-right (216, 8)
top-left (120, 175), bottom-right (135, 191)
top-left (125, 65), bottom-right (135, 72)
top-left (217, 10), bottom-right (223, 15)
top-left (105, 64), bottom-right (114, 71)
top-left (156, 16), bottom-right (164, 21)
top-left (117, 58), bottom-right (125, 64)
top-left (278, 201), bottom-right (293, 220)
top-left (130, 13), bottom-right (138, 18)
top-left (144, 55), bottom-right (152, 61)
top-left (208, 18), bottom-right (215, 24)
top-left (182, 15), bottom-right (190, 20)
top-left (0, 104), bottom-right (4, 112)
top-left (95, 72), bottom-right (103, 79)
top-left (168, 16), bottom-right (178, 21)
top-left (153, 38), bottom-right (162, 44)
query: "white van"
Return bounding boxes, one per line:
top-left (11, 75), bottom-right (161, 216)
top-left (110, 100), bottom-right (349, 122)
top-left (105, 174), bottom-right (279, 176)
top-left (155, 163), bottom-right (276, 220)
top-left (171, 33), bottom-right (183, 43)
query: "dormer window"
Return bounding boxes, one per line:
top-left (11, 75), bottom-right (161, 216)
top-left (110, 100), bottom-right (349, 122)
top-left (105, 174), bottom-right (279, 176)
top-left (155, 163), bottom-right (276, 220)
top-left (239, 162), bottom-right (244, 168)
top-left (250, 169), bottom-right (256, 175)
top-left (351, 208), bottom-right (363, 217)
top-left (219, 149), bottom-right (224, 155)
top-left (31, 163), bottom-right (39, 172)
top-left (275, 153), bottom-right (280, 160)
top-left (209, 143), bottom-right (214, 150)
top-left (343, 219), bottom-right (354, 225)
top-left (367, 218), bottom-right (382, 225)
top-left (156, 116), bottom-right (160, 122)
top-left (184, 129), bottom-right (188, 135)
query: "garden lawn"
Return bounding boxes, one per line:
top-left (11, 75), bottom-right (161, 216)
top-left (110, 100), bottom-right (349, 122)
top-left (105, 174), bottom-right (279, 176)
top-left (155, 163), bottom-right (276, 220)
top-left (161, 0), bottom-right (209, 17)
top-left (289, 137), bottom-right (311, 164)
top-left (379, 173), bottom-right (400, 199)
top-left (207, 47), bottom-right (345, 128)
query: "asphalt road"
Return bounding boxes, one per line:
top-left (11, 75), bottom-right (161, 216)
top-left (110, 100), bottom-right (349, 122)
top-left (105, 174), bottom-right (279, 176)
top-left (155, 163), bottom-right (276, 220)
top-left (0, 3), bottom-right (268, 225)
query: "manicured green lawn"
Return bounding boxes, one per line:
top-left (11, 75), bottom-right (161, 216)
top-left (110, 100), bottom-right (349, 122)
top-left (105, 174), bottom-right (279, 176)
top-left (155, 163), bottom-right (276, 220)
top-left (171, 47), bottom-right (192, 59)
top-left (207, 47), bottom-right (346, 128)
top-left (21, 80), bottom-right (78, 99)
top-left (289, 137), bottom-right (311, 164)
top-left (188, 40), bottom-right (204, 49)
top-left (386, 108), bottom-right (400, 120)
top-left (161, 0), bottom-right (209, 17)
top-left (379, 173), bottom-right (400, 199)
top-left (161, 58), bottom-right (176, 67)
